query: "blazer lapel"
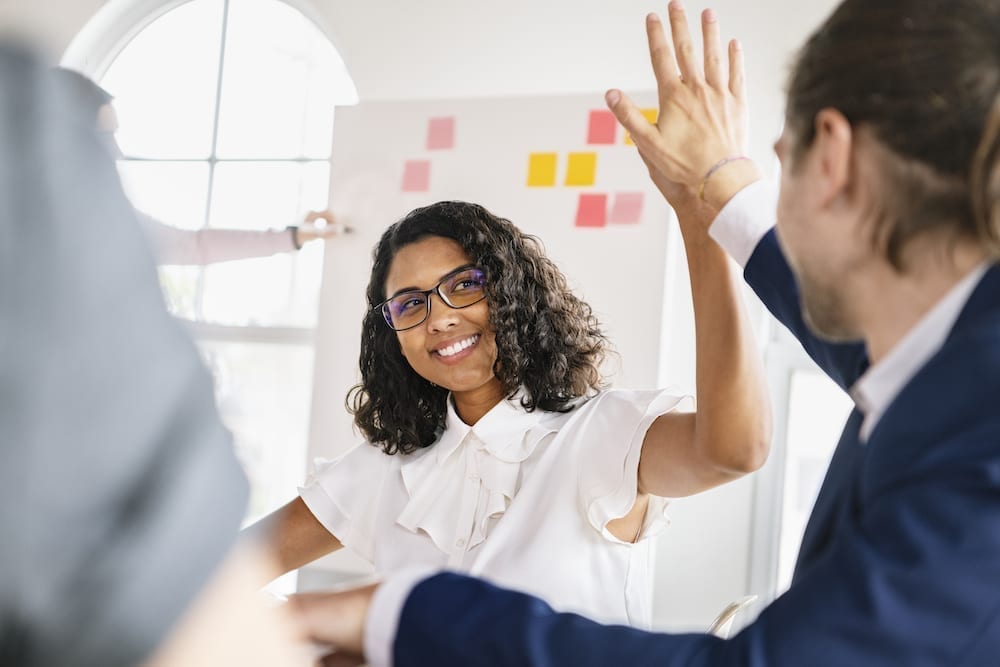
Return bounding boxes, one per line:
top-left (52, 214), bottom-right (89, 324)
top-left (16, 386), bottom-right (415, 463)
top-left (793, 409), bottom-right (865, 583)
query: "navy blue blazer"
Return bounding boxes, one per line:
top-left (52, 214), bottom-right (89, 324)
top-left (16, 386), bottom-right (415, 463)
top-left (391, 229), bottom-right (1000, 666)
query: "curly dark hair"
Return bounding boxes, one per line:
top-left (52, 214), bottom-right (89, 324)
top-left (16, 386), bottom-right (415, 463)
top-left (348, 201), bottom-right (609, 455)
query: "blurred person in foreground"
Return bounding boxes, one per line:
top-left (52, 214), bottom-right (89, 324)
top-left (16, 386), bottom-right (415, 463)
top-left (0, 44), bottom-right (308, 666)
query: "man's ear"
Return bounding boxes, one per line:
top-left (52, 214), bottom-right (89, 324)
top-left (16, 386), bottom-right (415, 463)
top-left (811, 108), bottom-right (854, 208)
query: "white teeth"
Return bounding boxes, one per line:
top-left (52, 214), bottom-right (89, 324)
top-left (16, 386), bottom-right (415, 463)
top-left (437, 335), bottom-right (478, 358)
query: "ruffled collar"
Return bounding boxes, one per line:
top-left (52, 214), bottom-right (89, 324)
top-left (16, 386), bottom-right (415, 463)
top-left (396, 392), bottom-right (557, 565)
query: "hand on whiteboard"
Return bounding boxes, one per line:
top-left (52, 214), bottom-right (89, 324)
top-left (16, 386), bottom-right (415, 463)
top-left (297, 209), bottom-right (353, 243)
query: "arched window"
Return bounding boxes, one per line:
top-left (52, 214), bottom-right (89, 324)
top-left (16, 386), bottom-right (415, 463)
top-left (65, 0), bottom-right (357, 524)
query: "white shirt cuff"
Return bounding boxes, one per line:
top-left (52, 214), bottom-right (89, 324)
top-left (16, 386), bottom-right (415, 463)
top-left (364, 566), bottom-right (440, 667)
top-left (707, 179), bottom-right (778, 268)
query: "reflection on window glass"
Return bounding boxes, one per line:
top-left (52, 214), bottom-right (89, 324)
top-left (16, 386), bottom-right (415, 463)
top-left (198, 340), bottom-right (314, 522)
top-left (776, 369), bottom-right (853, 591)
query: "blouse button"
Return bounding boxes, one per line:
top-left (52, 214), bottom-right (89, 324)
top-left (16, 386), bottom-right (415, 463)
top-left (455, 538), bottom-right (466, 548)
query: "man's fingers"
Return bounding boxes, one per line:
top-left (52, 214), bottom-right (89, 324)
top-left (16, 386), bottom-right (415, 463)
top-left (728, 39), bottom-right (745, 100)
top-left (605, 89), bottom-right (660, 151)
top-left (646, 12), bottom-right (680, 90)
top-left (667, 1), bottom-right (701, 84)
top-left (702, 8), bottom-right (724, 88)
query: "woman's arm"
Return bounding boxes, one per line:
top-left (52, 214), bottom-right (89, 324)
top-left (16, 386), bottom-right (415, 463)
top-left (604, 7), bottom-right (770, 498)
top-left (137, 210), bottom-right (345, 266)
top-left (242, 497), bottom-right (343, 579)
top-left (637, 182), bottom-right (771, 498)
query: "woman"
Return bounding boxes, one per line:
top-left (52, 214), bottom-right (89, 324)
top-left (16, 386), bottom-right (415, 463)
top-left (249, 198), bottom-right (769, 627)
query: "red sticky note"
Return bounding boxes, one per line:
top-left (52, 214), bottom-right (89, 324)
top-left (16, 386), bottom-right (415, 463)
top-left (426, 117), bottom-right (455, 150)
top-left (610, 192), bottom-right (644, 224)
top-left (587, 110), bottom-right (617, 145)
top-left (575, 193), bottom-right (608, 228)
top-left (402, 160), bottom-right (431, 192)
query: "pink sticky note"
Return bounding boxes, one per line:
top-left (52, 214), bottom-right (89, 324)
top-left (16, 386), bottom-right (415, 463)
top-left (610, 192), bottom-right (644, 224)
top-left (426, 117), bottom-right (455, 150)
top-left (575, 193), bottom-right (608, 228)
top-left (403, 160), bottom-right (431, 192)
top-left (402, 160), bottom-right (431, 192)
top-left (587, 110), bottom-right (617, 145)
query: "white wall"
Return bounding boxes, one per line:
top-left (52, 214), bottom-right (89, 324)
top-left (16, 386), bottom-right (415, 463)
top-left (3, 0), bottom-right (843, 632)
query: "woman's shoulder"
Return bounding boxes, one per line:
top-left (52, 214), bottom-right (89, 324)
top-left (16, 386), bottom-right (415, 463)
top-left (539, 387), bottom-right (690, 445)
top-left (566, 386), bottom-right (688, 417)
top-left (310, 438), bottom-right (415, 478)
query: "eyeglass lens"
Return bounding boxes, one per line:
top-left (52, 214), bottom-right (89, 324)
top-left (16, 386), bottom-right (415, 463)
top-left (382, 268), bottom-right (485, 330)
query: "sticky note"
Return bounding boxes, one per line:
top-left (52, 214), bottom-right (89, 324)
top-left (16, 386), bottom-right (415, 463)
top-left (426, 116), bottom-right (455, 150)
top-left (624, 108), bottom-right (659, 145)
top-left (610, 192), bottom-right (645, 224)
top-left (565, 152), bottom-right (597, 186)
top-left (575, 193), bottom-right (608, 227)
top-left (402, 160), bottom-right (431, 192)
top-left (527, 152), bottom-right (558, 187)
top-left (587, 110), bottom-right (617, 145)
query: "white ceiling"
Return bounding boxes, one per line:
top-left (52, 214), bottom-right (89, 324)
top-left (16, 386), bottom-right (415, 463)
top-left (1, 0), bottom-right (840, 158)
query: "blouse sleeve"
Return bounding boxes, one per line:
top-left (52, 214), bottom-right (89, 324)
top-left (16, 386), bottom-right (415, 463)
top-left (567, 388), bottom-right (690, 543)
top-left (298, 442), bottom-right (391, 562)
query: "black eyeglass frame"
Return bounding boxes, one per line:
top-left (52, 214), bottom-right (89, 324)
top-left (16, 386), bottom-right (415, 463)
top-left (375, 265), bottom-right (487, 331)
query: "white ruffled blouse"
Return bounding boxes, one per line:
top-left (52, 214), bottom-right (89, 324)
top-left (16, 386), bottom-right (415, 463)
top-left (299, 388), bottom-right (685, 627)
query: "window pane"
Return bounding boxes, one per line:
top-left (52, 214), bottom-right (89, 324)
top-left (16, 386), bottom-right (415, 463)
top-left (199, 161), bottom-right (329, 326)
top-left (776, 369), bottom-right (853, 591)
top-left (197, 340), bottom-right (313, 523)
top-left (116, 160), bottom-right (210, 319)
top-left (117, 160), bottom-right (210, 230)
top-left (215, 0), bottom-right (353, 158)
top-left (208, 160), bottom-right (330, 230)
top-left (158, 265), bottom-right (202, 320)
top-left (100, 0), bottom-right (224, 159)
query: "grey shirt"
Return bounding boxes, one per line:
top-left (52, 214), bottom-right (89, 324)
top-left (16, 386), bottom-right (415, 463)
top-left (0, 44), bottom-right (249, 666)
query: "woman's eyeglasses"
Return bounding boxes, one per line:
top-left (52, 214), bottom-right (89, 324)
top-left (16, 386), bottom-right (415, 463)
top-left (377, 266), bottom-right (486, 331)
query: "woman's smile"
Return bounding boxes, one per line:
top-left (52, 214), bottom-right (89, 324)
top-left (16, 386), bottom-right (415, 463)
top-left (432, 333), bottom-right (481, 362)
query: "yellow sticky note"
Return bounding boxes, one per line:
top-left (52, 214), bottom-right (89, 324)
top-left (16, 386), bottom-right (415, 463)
top-left (624, 108), bottom-right (659, 145)
top-left (565, 152), bottom-right (597, 186)
top-left (527, 152), bottom-right (558, 187)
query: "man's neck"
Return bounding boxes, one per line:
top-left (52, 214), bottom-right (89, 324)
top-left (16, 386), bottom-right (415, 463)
top-left (856, 238), bottom-right (988, 364)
